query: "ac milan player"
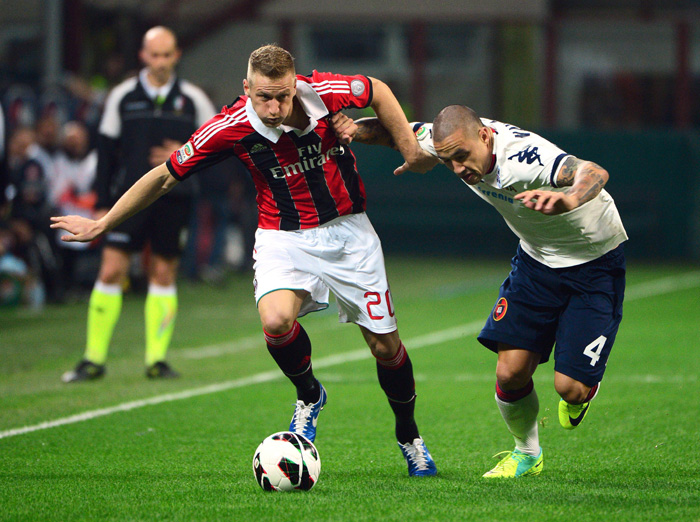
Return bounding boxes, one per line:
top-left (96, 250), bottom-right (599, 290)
top-left (51, 45), bottom-right (438, 476)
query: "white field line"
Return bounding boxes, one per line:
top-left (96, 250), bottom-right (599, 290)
top-left (177, 318), bottom-right (341, 360)
top-left (624, 271), bottom-right (700, 300)
top-left (2, 271), bottom-right (699, 440)
top-left (176, 271), bottom-right (700, 361)
top-left (0, 321), bottom-right (483, 440)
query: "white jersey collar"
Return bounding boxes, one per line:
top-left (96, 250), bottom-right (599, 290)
top-left (139, 68), bottom-right (176, 101)
top-left (245, 80), bottom-right (329, 143)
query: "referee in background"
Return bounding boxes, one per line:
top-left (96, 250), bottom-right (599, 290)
top-left (63, 26), bottom-right (217, 382)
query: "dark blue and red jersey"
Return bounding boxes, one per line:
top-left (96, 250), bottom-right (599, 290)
top-left (166, 71), bottom-right (373, 230)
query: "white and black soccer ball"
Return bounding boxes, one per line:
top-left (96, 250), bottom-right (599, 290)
top-left (252, 431), bottom-right (321, 492)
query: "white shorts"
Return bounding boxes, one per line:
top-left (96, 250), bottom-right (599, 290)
top-left (253, 212), bottom-right (398, 334)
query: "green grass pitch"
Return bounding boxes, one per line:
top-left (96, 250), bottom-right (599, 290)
top-left (1, 257), bottom-right (699, 521)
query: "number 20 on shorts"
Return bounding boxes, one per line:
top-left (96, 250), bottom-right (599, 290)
top-left (364, 290), bottom-right (395, 320)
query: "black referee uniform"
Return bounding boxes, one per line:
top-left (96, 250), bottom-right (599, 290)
top-left (97, 69), bottom-right (216, 256)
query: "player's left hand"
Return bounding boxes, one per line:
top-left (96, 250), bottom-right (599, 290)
top-left (50, 215), bottom-right (105, 243)
top-left (515, 189), bottom-right (579, 215)
top-left (149, 139), bottom-right (182, 167)
top-left (330, 112), bottom-right (357, 145)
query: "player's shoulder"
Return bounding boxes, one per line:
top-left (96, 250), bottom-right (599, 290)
top-left (302, 70), bottom-right (366, 92)
top-left (223, 96), bottom-right (249, 116)
top-left (194, 97), bottom-right (251, 141)
top-left (488, 119), bottom-right (555, 148)
top-left (410, 122), bottom-right (436, 156)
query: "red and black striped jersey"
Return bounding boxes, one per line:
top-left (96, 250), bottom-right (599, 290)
top-left (166, 71), bottom-right (373, 230)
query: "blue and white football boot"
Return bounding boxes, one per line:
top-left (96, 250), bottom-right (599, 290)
top-left (398, 436), bottom-right (438, 477)
top-left (289, 382), bottom-right (327, 443)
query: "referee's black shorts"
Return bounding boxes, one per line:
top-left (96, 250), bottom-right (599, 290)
top-left (104, 194), bottom-right (193, 258)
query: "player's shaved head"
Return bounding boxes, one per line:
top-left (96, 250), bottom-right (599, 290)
top-left (248, 45), bottom-right (295, 85)
top-left (433, 105), bottom-right (483, 142)
top-left (142, 26), bottom-right (178, 51)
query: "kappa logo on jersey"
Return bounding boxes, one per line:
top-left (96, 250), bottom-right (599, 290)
top-left (175, 141), bottom-right (194, 164)
top-left (493, 297), bottom-right (508, 321)
top-left (508, 146), bottom-right (543, 166)
top-left (350, 79), bottom-right (365, 96)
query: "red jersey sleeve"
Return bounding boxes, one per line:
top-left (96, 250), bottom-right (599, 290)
top-left (166, 107), bottom-right (241, 181)
top-left (304, 71), bottom-right (373, 113)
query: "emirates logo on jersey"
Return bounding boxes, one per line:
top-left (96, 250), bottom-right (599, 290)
top-left (493, 297), bottom-right (508, 321)
top-left (269, 143), bottom-right (345, 179)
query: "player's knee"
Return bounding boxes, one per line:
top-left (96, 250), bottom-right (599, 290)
top-left (98, 266), bottom-right (126, 285)
top-left (495, 365), bottom-right (532, 391)
top-left (369, 340), bottom-right (395, 360)
top-left (555, 380), bottom-right (591, 404)
top-left (150, 268), bottom-right (176, 286)
top-left (260, 310), bottom-right (296, 336)
top-left (364, 331), bottom-right (400, 360)
top-left (150, 257), bottom-right (178, 286)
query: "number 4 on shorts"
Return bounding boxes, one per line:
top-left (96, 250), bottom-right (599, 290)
top-left (583, 335), bottom-right (607, 366)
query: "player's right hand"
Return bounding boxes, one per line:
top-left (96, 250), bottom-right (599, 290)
top-left (394, 148), bottom-right (439, 175)
top-left (330, 112), bottom-right (357, 145)
top-left (50, 215), bottom-right (105, 243)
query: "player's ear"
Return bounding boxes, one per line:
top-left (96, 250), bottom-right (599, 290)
top-left (479, 126), bottom-right (490, 144)
top-left (243, 78), bottom-right (250, 95)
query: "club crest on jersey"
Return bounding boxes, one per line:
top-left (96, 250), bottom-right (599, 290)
top-left (493, 297), bottom-right (508, 321)
top-left (350, 79), bottom-right (365, 96)
top-left (175, 141), bottom-right (194, 164)
top-left (174, 95), bottom-right (185, 112)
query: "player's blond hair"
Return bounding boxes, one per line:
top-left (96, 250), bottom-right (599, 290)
top-left (247, 45), bottom-right (295, 83)
top-left (433, 105), bottom-right (483, 142)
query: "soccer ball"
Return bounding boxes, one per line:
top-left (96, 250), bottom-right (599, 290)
top-left (252, 431), bottom-right (321, 491)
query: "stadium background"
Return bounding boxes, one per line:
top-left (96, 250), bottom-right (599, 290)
top-left (2, 3), bottom-right (700, 519)
top-left (2, 0), bottom-right (700, 264)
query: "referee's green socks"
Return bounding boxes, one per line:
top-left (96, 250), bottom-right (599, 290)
top-left (145, 283), bottom-right (178, 366)
top-left (85, 281), bottom-right (123, 365)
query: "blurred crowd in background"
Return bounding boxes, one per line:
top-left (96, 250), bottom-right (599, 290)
top-left (0, 68), bottom-right (257, 311)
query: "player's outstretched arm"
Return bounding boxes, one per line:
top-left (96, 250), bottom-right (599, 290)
top-left (367, 79), bottom-right (437, 175)
top-left (51, 163), bottom-right (179, 242)
top-left (514, 157), bottom-right (609, 215)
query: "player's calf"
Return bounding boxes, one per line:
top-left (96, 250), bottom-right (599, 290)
top-left (558, 383), bottom-right (600, 430)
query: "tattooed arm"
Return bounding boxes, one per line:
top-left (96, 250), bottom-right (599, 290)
top-left (353, 117), bottom-right (396, 148)
top-left (514, 156), bottom-right (609, 215)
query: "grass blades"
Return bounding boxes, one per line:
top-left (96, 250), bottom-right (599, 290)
top-left (1, 258), bottom-right (699, 521)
